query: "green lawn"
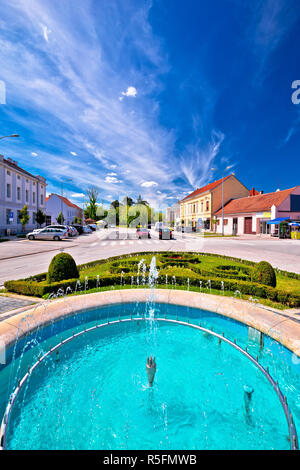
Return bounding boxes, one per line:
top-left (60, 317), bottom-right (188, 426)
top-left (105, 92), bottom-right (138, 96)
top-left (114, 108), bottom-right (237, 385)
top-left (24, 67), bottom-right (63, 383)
top-left (5, 251), bottom-right (300, 309)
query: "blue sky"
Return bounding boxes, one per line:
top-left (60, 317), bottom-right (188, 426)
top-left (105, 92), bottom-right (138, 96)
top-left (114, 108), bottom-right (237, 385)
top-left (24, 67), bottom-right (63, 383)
top-left (0, 0), bottom-right (299, 209)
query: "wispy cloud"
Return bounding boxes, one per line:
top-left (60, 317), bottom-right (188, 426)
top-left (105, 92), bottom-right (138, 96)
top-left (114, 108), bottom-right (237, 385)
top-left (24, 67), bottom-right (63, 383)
top-left (180, 131), bottom-right (225, 188)
top-left (0, 0), bottom-right (231, 204)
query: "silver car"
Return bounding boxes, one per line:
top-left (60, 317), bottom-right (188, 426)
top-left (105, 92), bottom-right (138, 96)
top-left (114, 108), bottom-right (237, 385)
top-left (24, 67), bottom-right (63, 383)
top-left (27, 228), bottom-right (68, 241)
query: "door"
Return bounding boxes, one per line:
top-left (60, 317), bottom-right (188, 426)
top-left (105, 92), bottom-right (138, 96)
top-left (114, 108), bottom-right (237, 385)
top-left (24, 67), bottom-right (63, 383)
top-left (233, 218), bottom-right (238, 235)
top-left (244, 217), bottom-right (253, 234)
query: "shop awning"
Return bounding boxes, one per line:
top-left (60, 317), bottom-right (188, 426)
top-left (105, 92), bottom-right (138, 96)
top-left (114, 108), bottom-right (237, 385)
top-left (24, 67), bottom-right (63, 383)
top-left (289, 222), bottom-right (300, 227)
top-left (266, 217), bottom-right (290, 225)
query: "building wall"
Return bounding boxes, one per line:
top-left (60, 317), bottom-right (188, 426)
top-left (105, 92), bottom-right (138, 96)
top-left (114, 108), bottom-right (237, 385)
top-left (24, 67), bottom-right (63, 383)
top-left (0, 157), bottom-right (46, 235)
top-left (180, 193), bottom-right (212, 229)
top-left (46, 195), bottom-right (83, 225)
top-left (211, 175), bottom-right (249, 214)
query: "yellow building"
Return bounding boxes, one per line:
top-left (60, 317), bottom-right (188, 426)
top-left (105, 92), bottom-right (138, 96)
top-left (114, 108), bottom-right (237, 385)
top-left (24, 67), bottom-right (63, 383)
top-left (180, 174), bottom-right (249, 231)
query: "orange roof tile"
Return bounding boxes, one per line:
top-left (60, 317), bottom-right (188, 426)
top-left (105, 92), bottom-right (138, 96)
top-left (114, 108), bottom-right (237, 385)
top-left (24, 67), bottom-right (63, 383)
top-left (215, 188), bottom-right (295, 216)
top-left (181, 175), bottom-right (232, 202)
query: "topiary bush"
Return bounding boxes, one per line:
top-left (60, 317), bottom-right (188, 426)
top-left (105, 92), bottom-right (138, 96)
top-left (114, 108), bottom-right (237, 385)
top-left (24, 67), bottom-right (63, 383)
top-left (252, 261), bottom-right (276, 287)
top-left (47, 253), bottom-right (79, 284)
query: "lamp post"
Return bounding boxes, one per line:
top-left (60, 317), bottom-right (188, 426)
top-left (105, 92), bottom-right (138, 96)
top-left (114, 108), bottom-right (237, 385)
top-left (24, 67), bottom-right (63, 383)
top-left (0, 134), bottom-right (19, 140)
top-left (60, 178), bottom-right (73, 216)
top-left (211, 166), bottom-right (232, 236)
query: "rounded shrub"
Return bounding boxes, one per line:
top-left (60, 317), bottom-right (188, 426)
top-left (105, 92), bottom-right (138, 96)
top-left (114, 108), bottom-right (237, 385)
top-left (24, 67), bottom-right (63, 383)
top-left (252, 261), bottom-right (276, 288)
top-left (47, 253), bottom-right (79, 284)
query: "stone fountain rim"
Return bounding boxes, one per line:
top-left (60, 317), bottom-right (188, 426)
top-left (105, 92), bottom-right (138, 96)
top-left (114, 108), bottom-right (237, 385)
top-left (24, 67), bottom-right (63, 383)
top-left (0, 288), bottom-right (299, 357)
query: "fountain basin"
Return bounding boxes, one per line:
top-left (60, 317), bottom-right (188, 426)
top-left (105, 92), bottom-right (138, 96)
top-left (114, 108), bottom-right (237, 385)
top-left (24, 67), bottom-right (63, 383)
top-left (0, 290), bottom-right (299, 450)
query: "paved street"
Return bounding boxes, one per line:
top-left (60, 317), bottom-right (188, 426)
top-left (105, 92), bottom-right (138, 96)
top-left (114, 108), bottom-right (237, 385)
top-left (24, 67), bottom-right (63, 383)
top-left (0, 229), bottom-right (300, 286)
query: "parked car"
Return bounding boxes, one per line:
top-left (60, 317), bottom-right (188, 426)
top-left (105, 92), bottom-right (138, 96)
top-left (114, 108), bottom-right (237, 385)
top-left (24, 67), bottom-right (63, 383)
top-left (88, 224), bottom-right (97, 231)
top-left (71, 224), bottom-right (84, 234)
top-left (83, 225), bottom-right (92, 234)
top-left (27, 228), bottom-right (68, 241)
top-left (136, 227), bottom-right (151, 239)
top-left (68, 226), bottom-right (78, 237)
top-left (46, 224), bottom-right (73, 237)
top-left (159, 227), bottom-right (174, 240)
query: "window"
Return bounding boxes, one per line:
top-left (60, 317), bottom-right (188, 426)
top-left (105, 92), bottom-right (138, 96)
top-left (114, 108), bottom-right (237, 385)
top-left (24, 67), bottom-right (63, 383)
top-left (206, 201), bottom-right (209, 211)
top-left (6, 209), bottom-right (11, 224)
top-left (33, 192), bottom-right (36, 203)
top-left (33, 212), bottom-right (36, 224)
top-left (41, 194), bottom-right (44, 205)
top-left (201, 202), bottom-right (204, 212)
top-left (224, 219), bottom-right (228, 226)
top-left (17, 175), bottom-right (20, 180)
top-left (33, 182), bottom-right (35, 186)
top-left (17, 187), bottom-right (21, 200)
top-left (7, 170), bottom-right (11, 176)
top-left (17, 210), bottom-right (21, 224)
top-left (25, 189), bottom-right (29, 203)
top-left (6, 184), bottom-right (11, 198)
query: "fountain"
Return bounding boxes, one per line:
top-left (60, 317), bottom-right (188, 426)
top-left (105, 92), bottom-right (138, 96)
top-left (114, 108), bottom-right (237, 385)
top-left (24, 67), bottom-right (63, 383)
top-left (96, 275), bottom-right (100, 289)
top-left (221, 281), bottom-right (225, 295)
top-left (0, 255), bottom-right (299, 451)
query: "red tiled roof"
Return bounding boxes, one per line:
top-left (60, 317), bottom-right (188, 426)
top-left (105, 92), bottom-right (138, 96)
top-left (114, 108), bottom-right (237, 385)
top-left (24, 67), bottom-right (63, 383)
top-left (47, 194), bottom-right (83, 211)
top-left (181, 175), bottom-right (232, 202)
top-left (215, 187), bottom-right (296, 216)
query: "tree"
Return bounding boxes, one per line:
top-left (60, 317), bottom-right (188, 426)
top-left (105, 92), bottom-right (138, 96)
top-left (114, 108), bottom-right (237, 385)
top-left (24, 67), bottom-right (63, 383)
top-left (57, 211), bottom-right (65, 225)
top-left (20, 205), bottom-right (30, 232)
top-left (36, 209), bottom-right (46, 227)
top-left (122, 196), bottom-right (135, 207)
top-left (110, 199), bottom-right (120, 209)
top-left (74, 216), bottom-right (78, 224)
top-left (86, 186), bottom-right (99, 220)
top-left (78, 217), bottom-right (82, 224)
top-left (136, 194), bottom-right (149, 206)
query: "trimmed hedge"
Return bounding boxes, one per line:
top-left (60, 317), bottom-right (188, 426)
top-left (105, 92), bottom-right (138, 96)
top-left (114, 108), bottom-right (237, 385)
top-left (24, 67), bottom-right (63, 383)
top-left (252, 261), bottom-right (276, 288)
top-left (47, 253), bottom-right (79, 283)
top-left (4, 271), bottom-right (300, 307)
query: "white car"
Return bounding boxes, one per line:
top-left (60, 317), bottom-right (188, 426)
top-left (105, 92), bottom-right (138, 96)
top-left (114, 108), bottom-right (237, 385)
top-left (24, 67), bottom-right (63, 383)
top-left (27, 228), bottom-right (68, 241)
top-left (83, 225), bottom-right (92, 234)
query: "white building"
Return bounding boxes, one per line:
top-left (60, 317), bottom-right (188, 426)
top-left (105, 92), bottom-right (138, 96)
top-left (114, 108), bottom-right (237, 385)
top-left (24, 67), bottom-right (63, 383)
top-left (46, 194), bottom-right (84, 225)
top-left (165, 202), bottom-right (180, 226)
top-left (0, 155), bottom-right (46, 236)
top-left (215, 186), bottom-right (300, 235)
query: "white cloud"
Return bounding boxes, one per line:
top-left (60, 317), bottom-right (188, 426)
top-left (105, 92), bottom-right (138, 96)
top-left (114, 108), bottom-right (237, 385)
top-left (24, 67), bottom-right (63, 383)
top-left (141, 181), bottom-right (158, 188)
top-left (119, 86), bottom-right (137, 101)
top-left (31, 152), bottom-right (38, 157)
top-left (41, 24), bottom-right (51, 43)
top-left (71, 193), bottom-right (85, 198)
top-left (70, 151), bottom-right (77, 156)
top-left (105, 176), bottom-right (122, 184)
top-left (107, 172), bottom-right (117, 176)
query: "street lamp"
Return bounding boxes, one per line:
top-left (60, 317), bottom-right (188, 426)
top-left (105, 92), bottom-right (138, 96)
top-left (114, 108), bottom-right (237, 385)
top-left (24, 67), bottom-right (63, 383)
top-left (0, 134), bottom-right (19, 140)
top-left (60, 177), bottom-right (73, 213)
top-left (211, 165), bottom-right (232, 236)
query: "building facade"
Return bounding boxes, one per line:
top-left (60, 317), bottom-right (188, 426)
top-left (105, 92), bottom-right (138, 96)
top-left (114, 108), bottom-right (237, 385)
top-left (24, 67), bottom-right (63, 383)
top-left (215, 186), bottom-right (300, 235)
top-left (180, 174), bottom-right (249, 230)
top-left (0, 155), bottom-right (46, 236)
top-left (46, 194), bottom-right (84, 225)
top-left (165, 202), bottom-right (180, 226)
